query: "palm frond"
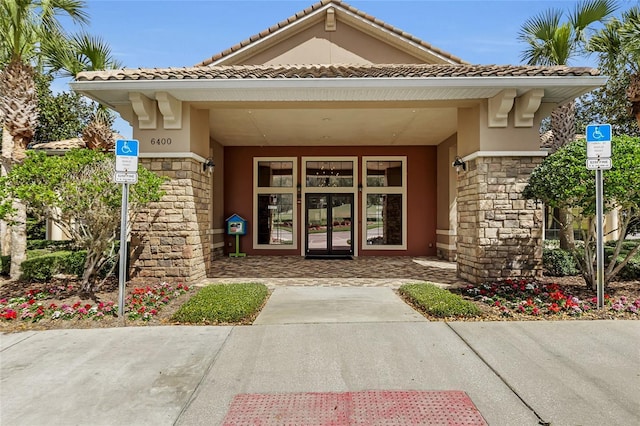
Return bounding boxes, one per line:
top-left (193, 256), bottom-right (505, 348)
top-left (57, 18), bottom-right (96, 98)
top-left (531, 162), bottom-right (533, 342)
top-left (518, 8), bottom-right (565, 65)
top-left (571, 0), bottom-right (618, 33)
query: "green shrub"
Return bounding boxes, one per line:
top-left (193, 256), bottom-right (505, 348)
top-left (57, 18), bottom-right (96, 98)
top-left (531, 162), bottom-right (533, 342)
top-left (616, 257), bottom-right (640, 281)
top-left (543, 248), bottom-right (579, 276)
top-left (65, 251), bottom-right (87, 277)
top-left (27, 240), bottom-right (74, 251)
top-left (27, 249), bottom-right (53, 259)
top-left (21, 251), bottom-right (74, 281)
top-left (172, 283), bottom-right (269, 324)
top-left (0, 255), bottom-right (9, 276)
top-left (26, 217), bottom-right (46, 240)
top-left (399, 283), bottom-right (480, 318)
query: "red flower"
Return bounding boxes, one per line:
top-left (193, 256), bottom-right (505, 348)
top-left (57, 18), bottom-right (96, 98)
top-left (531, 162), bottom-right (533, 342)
top-left (549, 303), bottom-right (561, 313)
top-left (28, 299), bottom-right (36, 305)
top-left (1, 310), bottom-right (17, 320)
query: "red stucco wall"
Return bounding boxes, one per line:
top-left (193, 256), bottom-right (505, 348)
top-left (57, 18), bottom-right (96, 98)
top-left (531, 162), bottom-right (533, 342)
top-left (224, 145), bottom-right (437, 257)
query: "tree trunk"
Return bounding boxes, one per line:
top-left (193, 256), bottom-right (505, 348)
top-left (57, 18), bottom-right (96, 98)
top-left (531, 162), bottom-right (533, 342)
top-left (627, 74), bottom-right (640, 129)
top-left (9, 199), bottom-right (27, 280)
top-left (549, 102), bottom-right (576, 152)
top-left (1, 128), bottom-right (12, 256)
top-left (550, 101), bottom-right (577, 250)
top-left (0, 221), bottom-right (8, 256)
top-left (558, 207), bottom-right (575, 250)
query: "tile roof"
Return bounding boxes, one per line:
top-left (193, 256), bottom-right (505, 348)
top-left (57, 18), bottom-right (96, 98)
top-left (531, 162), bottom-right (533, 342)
top-left (76, 64), bottom-right (599, 82)
top-left (195, 0), bottom-right (466, 66)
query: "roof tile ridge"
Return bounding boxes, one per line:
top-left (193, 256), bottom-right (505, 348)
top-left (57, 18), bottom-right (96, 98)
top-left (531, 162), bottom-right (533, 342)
top-left (194, 0), bottom-right (467, 67)
top-left (195, 0), bottom-right (332, 67)
top-left (336, 0), bottom-right (467, 64)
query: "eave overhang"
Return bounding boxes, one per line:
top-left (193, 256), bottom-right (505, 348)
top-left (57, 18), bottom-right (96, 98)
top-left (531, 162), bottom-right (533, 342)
top-left (71, 74), bottom-right (606, 108)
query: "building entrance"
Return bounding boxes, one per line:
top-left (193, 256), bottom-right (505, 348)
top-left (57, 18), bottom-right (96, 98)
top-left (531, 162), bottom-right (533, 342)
top-left (305, 193), bottom-right (354, 257)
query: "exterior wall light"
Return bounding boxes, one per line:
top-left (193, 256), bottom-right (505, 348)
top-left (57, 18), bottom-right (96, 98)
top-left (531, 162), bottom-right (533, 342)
top-left (203, 158), bottom-right (215, 173)
top-left (452, 157), bottom-right (466, 172)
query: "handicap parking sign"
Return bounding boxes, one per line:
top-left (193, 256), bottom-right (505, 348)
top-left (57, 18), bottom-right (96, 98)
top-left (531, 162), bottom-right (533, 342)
top-left (585, 124), bottom-right (611, 158)
top-left (115, 139), bottom-right (139, 172)
top-left (116, 139), bottom-right (139, 156)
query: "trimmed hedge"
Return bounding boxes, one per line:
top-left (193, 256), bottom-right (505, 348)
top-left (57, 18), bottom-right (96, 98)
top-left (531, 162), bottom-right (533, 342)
top-left (615, 256), bottom-right (640, 281)
top-left (544, 241), bottom-right (640, 280)
top-left (172, 283), bottom-right (269, 324)
top-left (26, 240), bottom-right (75, 251)
top-left (4, 249), bottom-right (116, 282)
top-left (20, 250), bottom-right (115, 281)
top-left (543, 248), bottom-right (578, 276)
top-left (399, 283), bottom-right (480, 318)
top-left (20, 251), bottom-right (75, 281)
top-left (0, 255), bottom-right (9, 276)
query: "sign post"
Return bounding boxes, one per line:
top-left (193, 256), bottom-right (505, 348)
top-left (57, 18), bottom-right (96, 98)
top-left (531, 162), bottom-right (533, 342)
top-left (115, 139), bottom-right (139, 318)
top-left (585, 124), bottom-right (611, 310)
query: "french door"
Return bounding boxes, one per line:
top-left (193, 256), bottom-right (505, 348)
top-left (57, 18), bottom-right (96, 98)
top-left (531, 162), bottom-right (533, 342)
top-left (305, 193), bottom-right (354, 257)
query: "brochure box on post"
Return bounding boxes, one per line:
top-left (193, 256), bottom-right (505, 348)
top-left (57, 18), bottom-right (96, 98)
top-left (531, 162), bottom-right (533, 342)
top-left (226, 214), bottom-right (247, 257)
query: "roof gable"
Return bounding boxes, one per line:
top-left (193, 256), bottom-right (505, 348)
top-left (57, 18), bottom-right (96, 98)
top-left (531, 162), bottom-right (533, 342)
top-left (196, 0), bottom-right (466, 67)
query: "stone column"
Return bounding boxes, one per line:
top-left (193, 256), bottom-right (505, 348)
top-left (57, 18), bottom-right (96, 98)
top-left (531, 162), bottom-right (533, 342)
top-left (456, 155), bottom-right (544, 284)
top-left (131, 157), bottom-right (211, 283)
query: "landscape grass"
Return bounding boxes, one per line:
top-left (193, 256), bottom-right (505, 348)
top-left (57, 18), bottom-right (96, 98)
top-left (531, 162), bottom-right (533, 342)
top-left (171, 283), bottom-right (269, 324)
top-left (399, 283), bottom-right (480, 318)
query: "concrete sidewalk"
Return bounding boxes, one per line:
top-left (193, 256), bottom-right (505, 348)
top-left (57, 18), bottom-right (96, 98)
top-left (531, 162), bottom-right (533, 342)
top-left (254, 286), bottom-right (426, 324)
top-left (1, 288), bottom-right (639, 425)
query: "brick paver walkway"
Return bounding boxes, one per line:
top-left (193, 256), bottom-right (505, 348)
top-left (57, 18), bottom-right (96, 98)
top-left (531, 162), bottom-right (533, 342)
top-left (204, 256), bottom-right (466, 289)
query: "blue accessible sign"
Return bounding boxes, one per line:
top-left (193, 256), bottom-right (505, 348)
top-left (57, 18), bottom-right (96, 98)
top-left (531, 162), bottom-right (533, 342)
top-left (115, 139), bottom-right (139, 173)
top-left (585, 124), bottom-right (611, 158)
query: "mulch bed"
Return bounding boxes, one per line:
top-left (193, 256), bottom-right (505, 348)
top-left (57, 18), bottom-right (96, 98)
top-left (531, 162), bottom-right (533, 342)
top-left (1, 275), bottom-right (638, 333)
top-left (0, 277), bottom-right (194, 333)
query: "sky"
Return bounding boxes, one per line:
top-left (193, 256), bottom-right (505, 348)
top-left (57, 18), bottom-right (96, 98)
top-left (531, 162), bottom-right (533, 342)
top-left (57, 0), bottom-right (639, 138)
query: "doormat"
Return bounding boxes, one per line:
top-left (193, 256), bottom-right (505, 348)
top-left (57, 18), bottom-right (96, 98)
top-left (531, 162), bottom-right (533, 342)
top-left (222, 390), bottom-right (487, 425)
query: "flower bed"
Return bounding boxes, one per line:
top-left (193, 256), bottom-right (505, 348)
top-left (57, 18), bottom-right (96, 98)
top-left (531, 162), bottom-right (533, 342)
top-left (463, 279), bottom-right (640, 318)
top-left (0, 282), bottom-right (190, 323)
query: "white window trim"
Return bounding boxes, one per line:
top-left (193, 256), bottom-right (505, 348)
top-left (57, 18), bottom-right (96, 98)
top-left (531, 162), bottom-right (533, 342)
top-left (253, 157), bottom-right (298, 250)
top-left (301, 156), bottom-right (359, 257)
top-left (361, 156), bottom-right (407, 251)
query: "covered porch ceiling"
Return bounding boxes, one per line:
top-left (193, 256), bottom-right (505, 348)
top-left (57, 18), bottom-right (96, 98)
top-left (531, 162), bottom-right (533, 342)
top-left (205, 101), bottom-right (462, 146)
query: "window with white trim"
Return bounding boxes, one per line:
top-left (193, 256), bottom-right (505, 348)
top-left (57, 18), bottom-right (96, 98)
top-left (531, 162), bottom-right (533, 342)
top-left (254, 158), bottom-right (297, 249)
top-left (362, 157), bottom-right (407, 250)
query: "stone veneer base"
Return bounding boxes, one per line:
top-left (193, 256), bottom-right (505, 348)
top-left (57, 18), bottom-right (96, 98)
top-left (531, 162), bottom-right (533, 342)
top-left (456, 156), bottom-right (543, 284)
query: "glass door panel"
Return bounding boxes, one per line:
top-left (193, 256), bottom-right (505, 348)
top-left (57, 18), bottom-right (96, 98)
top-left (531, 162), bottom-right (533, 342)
top-left (330, 195), bottom-right (353, 252)
top-left (306, 194), bottom-right (328, 251)
top-left (305, 193), bottom-right (354, 256)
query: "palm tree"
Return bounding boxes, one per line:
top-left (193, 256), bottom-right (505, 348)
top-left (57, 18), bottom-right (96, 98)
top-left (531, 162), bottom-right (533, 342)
top-left (0, 0), bottom-right (88, 279)
top-left (518, 0), bottom-right (617, 250)
top-left (45, 32), bottom-right (122, 150)
top-left (588, 6), bottom-right (640, 129)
